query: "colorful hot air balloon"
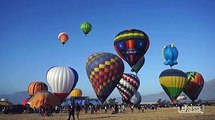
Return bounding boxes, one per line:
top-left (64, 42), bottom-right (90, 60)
top-left (117, 73), bottom-right (140, 101)
top-left (46, 66), bottom-right (78, 102)
top-left (21, 97), bottom-right (31, 106)
top-left (114, 29), bottom-right (149, 68)
top-left (28, 91), bottom-right (61, 108)
top-left (159, 69), bottom-right (188, 103)
top-left (28, 82), bottom-right (48, 96)
top-left (80, 22), bottom-right (92, 36)
top-left (130, 91), bottom-right (142, 106)
top-left (86, 52), bottom-right (124, 103)
top-left (58, 32), bottom-right (69, 45)
top-left (131, 57), bottom-right (145, 73)
top-left (162, 43), bottom-right (178, 67)
top-left (70, 88), bottom-right (82, 97)
top-left (183, 72), bottom-right (204, 102)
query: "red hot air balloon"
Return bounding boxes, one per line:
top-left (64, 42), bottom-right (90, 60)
top-left (117, 73), bottom-right (140, 101)
top-left (183, 72), bottom-right (204, 102)
top-left (58, 32), bottom-right (69, 45)
top-left (114, 29), bottom-right (149, 69)
top-left (46, 66), bottom-right (78, 102)
top-left (86, 52), bottom-right (124, 103)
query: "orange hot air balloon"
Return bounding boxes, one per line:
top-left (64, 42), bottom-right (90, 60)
top-left (58, 32), bottom-right (69, 45)
top-left (70, 88), bottom-right (82, 97)
top-left (28, 91), bottom-right (61, 108)
top-left (28, 82), bottom-right (48, 96)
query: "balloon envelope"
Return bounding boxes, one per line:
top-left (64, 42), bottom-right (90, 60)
top-left (131, 57), bottom-right (145, 73)
top-left (46, 66), bottom-right (78, 102)
top-left (183, 72), bottom-right (204, 102)
top-left (21, 97), bottom-right (31, 106)
top-left (159, 69), bottom-right (187, 103)
top-left (117, 73), bottom-right (140, 101)
top-left (80, 22), bottom-right (92, 35)
top-left (130, 91), bottom-right (142, 106)
top-left (58, 32), bottom-right (69, 45)
top-left (28, 82), bottom-right (48, 96)
top-left (162, 44), bottom-right (178, 67)
top-left (114, 29), bottom-right (149, 67)
top-left (86, 52), bottom-right (124, 103)
top-left (70, 88), bottom-right (82, 97)
top-left (28, 91), bottom-right (61, 108)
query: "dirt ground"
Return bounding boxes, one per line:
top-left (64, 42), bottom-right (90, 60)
top-left (0, 106), bottom-right (215, 120)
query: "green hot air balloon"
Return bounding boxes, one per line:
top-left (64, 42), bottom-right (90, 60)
top-left (159, 69), bottom-right (188, 103)
top-left (80, 22), bottom-right (92, 36)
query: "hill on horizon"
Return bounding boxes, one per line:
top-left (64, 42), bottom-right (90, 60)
top-left (1, 78), bottom-right (215, 104)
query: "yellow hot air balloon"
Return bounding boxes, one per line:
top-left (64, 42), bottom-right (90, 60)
top-left (70, 88), bottom-right (82, 97)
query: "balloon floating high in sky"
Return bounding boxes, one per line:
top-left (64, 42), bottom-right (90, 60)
top-left (58, 32), bottom-right (69, 45)
top-left (159, 69), bottom-right (188, 103)
top-left (114, 29), bottom-right (149, 72)
top-left (183, 71), bottom-right (204, 102)
top-left (46, 66), bottom-right (78, 102)
top-left (86, 52), bottom-right (124, 103)
top-left (80, 22), bottom-right (92, 36)
top-left (162, 43), bottom-right (178, 67)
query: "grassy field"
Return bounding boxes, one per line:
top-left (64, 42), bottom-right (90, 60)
top-left (0, 106), bottom-right (215, 120)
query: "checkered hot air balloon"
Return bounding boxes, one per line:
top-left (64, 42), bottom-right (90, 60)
top-left (86, 52), bottom-right (124, 103)
top-left (117, 73), bottom-right (140, 102)
top-left (114, 29), bottom-right (149, 69)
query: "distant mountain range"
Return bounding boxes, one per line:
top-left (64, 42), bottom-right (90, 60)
top-left (1, 78), bottom-right (215, 104)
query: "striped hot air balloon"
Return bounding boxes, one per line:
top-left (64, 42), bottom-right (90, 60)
top-left (183, 72), bottom-right (204, 102)
top-left (117, 73), bottom-right (140, 101)
top-left (114, 29), bottom-right (149, 68)
top-left (28, 82), bottom-right (48, 96)
top-left (159, 69), bottom-right (188, 103)
top-left (46, 66), bottom-right (78, 102)
top-left (86, 52), bottom-right (124, 103)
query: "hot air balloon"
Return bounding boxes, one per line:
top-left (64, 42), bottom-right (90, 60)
top-left (131, 57), bottom-right (145, 74)
top-left (28, 91), bottom-right (61, 108)
top-left (58, 32), bottom-right (69, 45)
top-left (114, 29), bottom-right (149, 69)
top-left (183, 72), bottom-right (204, 102)
top-left (162, 43), bottom-right (178, 67)
top-left (21, 97), bottom-right (31, 106)
top-left (159, 69), bottom-right (187, 103)
top-left (80, 22), bottom-right (92, 36)
top-left (46, 66), bottom-right (78, 102)
top-left (86, 52), bottom-right (124, 103)
top-left (70, 88), bottom-right (82, 98)
top-left (130, 91), bottom-right (142, 106)
top-left (117, 73), bottom-right (140, 101)
top-left (28, 82), bottom-right (48, 96)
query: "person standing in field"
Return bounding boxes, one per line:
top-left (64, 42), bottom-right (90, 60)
top-left (68, 105), bottom-right (75, 120)
top-left (76, 103), bottom-right (81, 120)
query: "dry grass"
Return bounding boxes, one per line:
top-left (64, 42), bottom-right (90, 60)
top-left (0, 106), bottom-right (215, 120)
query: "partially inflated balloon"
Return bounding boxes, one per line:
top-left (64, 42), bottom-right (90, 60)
top-left (46, 66), bottom-right (78, 102)
top-left (159, 69), bottom-right (187, 103)
top-left (86, 52), bottom-right (124, 103)
top-left (130, 91), bottom-right (142, 106)
top-left (183, 72), bottom-right (204, 102)
top-left (28, 82), bottom-right (48, 96)
top-left (80, 22), bottom-right (92, 36)
top-left (117, 73), bottom-right (140, 101)
top-left (131, 57), bottom-right (145, 73)
top-left (162, 43), bottom-right (178, 67)
top-left (114, 29), bottom-right (149, 67)
top-left (58, 32), bottom-right (69, 45)
top-left (70, 88), bottom-right (82, 97)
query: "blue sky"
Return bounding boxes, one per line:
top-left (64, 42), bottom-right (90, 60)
top-left (1, 0), bottom-right (215, 100)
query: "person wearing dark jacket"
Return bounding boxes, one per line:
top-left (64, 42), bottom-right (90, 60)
top-left (68, 105), bottom-right (75, 120)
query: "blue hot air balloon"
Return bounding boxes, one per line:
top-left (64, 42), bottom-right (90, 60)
top-left (162, 43), bottom-right (178, 67)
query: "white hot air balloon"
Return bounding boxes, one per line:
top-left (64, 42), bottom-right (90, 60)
top-left (46, 66), bottom-right (78, 102)
top-left (130, 91), bottom-right (142, 105)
